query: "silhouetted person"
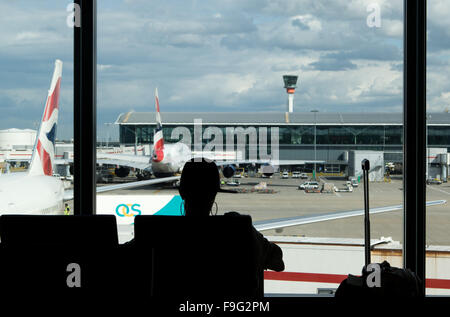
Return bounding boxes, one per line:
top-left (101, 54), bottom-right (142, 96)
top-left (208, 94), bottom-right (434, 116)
top-left (179, 158), bottom-right (285, 272)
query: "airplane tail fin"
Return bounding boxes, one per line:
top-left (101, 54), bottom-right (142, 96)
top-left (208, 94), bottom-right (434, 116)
top-left (28, 59), bottom-right (63, 176)
top-left (152, 88), bottom-right (164, 162)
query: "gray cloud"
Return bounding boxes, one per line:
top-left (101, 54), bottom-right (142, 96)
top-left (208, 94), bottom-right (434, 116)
top-left (292, 18), bottom-right (310, 31)
top-left (308, 57), bottom-right (358, 71)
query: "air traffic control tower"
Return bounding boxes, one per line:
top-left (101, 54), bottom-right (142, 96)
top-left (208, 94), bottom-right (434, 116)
top-left (283, 75), bottom-right (298, 113)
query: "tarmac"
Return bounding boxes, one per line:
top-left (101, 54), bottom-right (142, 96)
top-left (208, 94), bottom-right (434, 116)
top-left (90, 173), bottom-right (450, 246)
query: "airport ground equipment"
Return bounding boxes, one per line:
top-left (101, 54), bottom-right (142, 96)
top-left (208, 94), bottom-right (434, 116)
top-left (321, 183), bottom-right (335, 193)
top-left (305, 188), bottom-right (321, 193)
top-left (335, 182), bottom-right (353, 192)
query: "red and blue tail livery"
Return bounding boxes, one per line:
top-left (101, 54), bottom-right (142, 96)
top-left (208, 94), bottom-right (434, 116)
top-left (29, 60), bottom-right (63, 176)
top-left (152, 88), bottom-right (165, 163)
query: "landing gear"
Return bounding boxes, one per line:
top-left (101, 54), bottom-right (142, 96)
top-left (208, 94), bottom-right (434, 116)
top-left (115, 167), bottom-right (130, 178)
top-left (136, 170), bottom-right (152, 180)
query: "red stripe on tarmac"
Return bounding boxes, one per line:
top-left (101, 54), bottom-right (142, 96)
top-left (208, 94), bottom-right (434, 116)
top-left (264, 271), bottom-right (450, 290)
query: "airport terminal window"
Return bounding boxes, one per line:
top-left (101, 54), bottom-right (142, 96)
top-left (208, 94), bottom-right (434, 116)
top-left (357, 126), bottom-right (385, 145)
top-left (315, 126), bottom-right (329, 145)
top-left (120, 123), bottom-right (414, 149)
top-left (0, 2), bottom-right (74, 215)
top-left (290, 126), bottom-right (313, 145)
top-left (279, 127), bottom-right (292, 145)
top-left (94, 0), bottom-right (429, 296)
top-left (428, 126), bottom-right (450, 148)
top-left (384, 125), bottom-right (403, 145)
top-left (327, 126), bottom-right (355, 145)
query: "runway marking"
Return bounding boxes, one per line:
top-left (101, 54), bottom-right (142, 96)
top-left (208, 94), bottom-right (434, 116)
top-left (427, 185), bottom-right (450, 196)
top-left (334, 192), bottom-right (342, 197)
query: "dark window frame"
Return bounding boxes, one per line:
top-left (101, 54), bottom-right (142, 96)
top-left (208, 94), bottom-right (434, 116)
top-left (73, 0), bottom-right (97, 216)
top-left (403, 0), bottom-right (427, 294)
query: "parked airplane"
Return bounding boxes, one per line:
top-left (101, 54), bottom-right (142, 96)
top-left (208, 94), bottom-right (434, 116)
top-left (147, 88), bottom-right (191, 177)
top-left (96, 88), bottom-right (192, 178)
top-left (0, 60), bottom-right (179, 215)
top-left (96, 89), bottom-right (321, 180)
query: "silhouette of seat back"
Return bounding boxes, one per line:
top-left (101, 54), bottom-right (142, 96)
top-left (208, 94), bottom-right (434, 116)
top-left (134, 215), bottom-right (258, 298)
top-left (0, 215), bottom-right (119, 299)
top-left (0, 215), bottom-right (118, 247)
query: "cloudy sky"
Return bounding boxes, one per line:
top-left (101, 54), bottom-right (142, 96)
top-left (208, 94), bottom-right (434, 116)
top-left (0, 0), bottom-right (449, 140)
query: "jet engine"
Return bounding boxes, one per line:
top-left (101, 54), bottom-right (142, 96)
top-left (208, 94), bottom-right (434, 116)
top-left (115, 166), bottom-right (130, 178)
top-left (222, 165), bottom-right (236, 178)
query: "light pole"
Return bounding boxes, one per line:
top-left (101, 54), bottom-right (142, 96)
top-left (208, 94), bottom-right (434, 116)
top-left (104, 122), bottom-right (113, 147)
top-left (311, 110), bottom-right (319, 180)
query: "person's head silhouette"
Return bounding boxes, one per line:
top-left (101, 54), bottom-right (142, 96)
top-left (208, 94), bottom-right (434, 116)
top-left (179, 158), bottom-right (220, 216)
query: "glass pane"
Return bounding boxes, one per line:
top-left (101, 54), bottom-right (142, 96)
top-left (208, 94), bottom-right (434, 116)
top-left (97, 0), bottom-right (405, 295)
top-left (0, 1), bottom-right (74, 215)
top-left (426, 0), bottom-right (450, 296)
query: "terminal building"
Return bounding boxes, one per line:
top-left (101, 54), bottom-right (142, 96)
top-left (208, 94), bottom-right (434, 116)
top-left (116, 111), bottom-right (450, 179)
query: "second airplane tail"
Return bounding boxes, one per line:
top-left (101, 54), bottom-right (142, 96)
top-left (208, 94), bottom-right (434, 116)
top-left (28, 59), bottom-right (63, 176)
top-left (152, 88), bottom-right (164, 162)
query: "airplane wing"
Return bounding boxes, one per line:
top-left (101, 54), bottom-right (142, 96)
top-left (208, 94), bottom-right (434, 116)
top-left (96, 153), bottom-right (152, 170)
top-left (252, 200), bottom-right (446, 231)
top-left (90, 155), bottom-right (324, 176)
top-left (63, 175), bottom-right (180, 201)
top-left (54, 156), bottom-right (150, 171)
top-left (55, 153), bottom-right (151, 170)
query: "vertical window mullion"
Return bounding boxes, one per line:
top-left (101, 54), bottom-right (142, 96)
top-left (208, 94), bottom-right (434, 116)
top-left (74, 0), bottom-right (97, 216)
top-left (403, 0), bottom-right (427, 295)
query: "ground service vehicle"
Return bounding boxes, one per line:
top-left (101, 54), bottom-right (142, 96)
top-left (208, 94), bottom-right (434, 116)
top-left (298, 181), bottom-right (319, 190)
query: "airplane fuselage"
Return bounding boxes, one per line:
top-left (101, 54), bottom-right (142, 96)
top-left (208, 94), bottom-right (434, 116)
top-left (0, 173), bottom-right (65, 215)
top-left (151, 142), bottom-right (191, 177)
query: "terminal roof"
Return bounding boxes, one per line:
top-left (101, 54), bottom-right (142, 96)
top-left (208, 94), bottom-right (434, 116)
top-left (116, 112), bottom-right (450, 126)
